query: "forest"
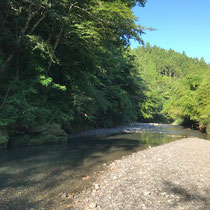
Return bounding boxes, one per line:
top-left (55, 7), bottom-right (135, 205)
top-left (0, 0), bottom-right (209, 148)
top-left (132, 44), bottom-right (210, 131)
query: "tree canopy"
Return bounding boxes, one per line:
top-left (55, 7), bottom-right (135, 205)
top-left (132, 44), bottom-right (210, 132)
top-left (0, 0), bottom-right (148, 147)
top-left (0, 0), bottom-right (209, 148)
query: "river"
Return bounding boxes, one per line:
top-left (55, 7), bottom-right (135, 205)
top-left (0, 124), bottom-right (209, 210)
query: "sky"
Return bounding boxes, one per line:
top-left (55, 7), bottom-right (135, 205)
top-left (131, 0), bottom-right (210, 63)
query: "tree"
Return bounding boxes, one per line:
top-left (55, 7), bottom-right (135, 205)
top-left (0, 0), bottom-right (148, 146)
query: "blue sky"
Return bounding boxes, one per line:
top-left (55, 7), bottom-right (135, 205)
top-left (131, 0), bottom-right (210, 63)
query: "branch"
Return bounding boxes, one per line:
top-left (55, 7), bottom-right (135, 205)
top-left (47, 27), bottom-right (64, 74)
top-left (21, 5), bottom-right (42, 35)
top-left (0, 81), bottom-right (13, 108)
top-left (53, 27), bottom-right (64, 51)
top-left (0, 53), bottom-right (15, 73)
top-left (29, 11), bottom-right (46, 34)
top-left (1, 4), bottom-right (43, 73)
top-left (73, 5), bottom-right (110, 25)
top-left (68, 1), bottom-right (78, 11)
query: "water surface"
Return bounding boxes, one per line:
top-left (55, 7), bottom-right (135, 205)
top-left (0, 124), bottom-right (209, 209)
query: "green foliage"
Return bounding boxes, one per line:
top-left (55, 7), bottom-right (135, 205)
top-left (26, 35), bottom-right (57, 63)
top-left (133, 44), bottom-right (210, 129)
top-left (1, 0), bottom-right (209, 148)
top-left (0, 0), bottom-right (147, 146)
top-left (193, 75), bottom-right (210, 126)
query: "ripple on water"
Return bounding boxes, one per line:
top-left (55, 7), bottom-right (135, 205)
top-left (0, 124), bottom-right (209, 209)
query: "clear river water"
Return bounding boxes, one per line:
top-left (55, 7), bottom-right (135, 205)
top-left (0, 124), bottom-right (209, 210)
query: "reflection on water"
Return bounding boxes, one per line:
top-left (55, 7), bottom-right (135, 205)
top-left (0, 125), bottom-right (209, 210)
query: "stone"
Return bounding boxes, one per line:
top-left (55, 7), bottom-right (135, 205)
top-left (143, 191), bottom-right (151, 196)
top-left (96, 205), bottom-right (102, 210)
top-left (61, 193), bottom-right (67, 198)
top-left (94, 184), bottom-right (100, 190)
top-left (92, 191), bottom-right (96, 196)
top-left (141, 204), bottom-right (146, 209)
top-left (89, 202), bottom-right (97, 209)
top-left (199, 124), bottom-right (206, 133)
top-left (82, 176), bottom-right (90, 180)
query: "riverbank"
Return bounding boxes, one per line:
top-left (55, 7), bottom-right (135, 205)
top-left (69, 123), bottom-right (176, 138)
top-left (0, 123), bottom-right (176, 149)
top-left (1, 123), bottom-right (208, 149)
top-left (0, 125), bottom-right (209, 210)
top-left (71, 138), bottom-right (210, 210)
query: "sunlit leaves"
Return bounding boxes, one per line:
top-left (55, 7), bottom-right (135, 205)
top-left (26, 35), bottom-right (57, 63)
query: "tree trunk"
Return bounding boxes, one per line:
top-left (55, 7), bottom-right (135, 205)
top-left (21, 5), bottom-right (42, 35)
top-left (1, 5), bottom-right (42, 73)
top-left (0, 53), bottom-right (15, 73)
top-left (29, 11), bottom-right (46, 34)
top-left (47, 27), bottom-right (64, 74)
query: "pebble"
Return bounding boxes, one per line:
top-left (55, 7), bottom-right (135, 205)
top-left (94, 184), bottom-right (100, 190)
top-left (72, 138), bottom-right (210, 210)
top-left (143, 191), bottom-right (151, 196)
top-left (89, 202), bottom-right (97, 209)
top-left (61, 193), bottom-right (68, 198)
top-left (141, 204), bottom-right (146, 209)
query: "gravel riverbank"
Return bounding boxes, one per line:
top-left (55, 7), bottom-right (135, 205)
top-left (71, 138), bottom-right (210, 210)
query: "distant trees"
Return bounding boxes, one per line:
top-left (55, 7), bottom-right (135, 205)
top-left (133, 44), bottom-right (210, 132)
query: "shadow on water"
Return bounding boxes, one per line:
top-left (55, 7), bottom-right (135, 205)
top-left (0, 125), bottom-right (209, 209)
top-left (0, 136), bottom-right (144, 210)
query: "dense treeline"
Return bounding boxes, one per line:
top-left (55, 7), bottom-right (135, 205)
top-left (133, 43), bottom-right (210, 133)
top-left (0, 0), bottom-right (147, 147)
top-left (0, 0), bottom-right (209, 148)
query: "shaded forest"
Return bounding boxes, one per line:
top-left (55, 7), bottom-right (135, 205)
top-left (0, 0), bottom-right (209, 148)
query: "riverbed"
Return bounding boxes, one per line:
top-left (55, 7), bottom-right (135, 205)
top-left (0, 124), bottom-right (209, 210)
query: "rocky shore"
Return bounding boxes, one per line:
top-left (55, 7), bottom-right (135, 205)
top-left (69, 123), bottom-right (174, 138)
top-left (70, 138), bottom-right (210, 210)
